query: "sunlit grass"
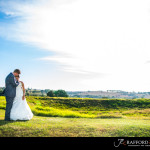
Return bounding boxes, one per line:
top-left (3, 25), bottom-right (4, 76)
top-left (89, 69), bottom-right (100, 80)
top-left (1, 96), bottom-right (150, 119)
top-left (1, 96), bottom-right (150, 137)
top-left (32, 106), bottom-right (95, 118)
top-left (0, 109), bottom-right (150, 137)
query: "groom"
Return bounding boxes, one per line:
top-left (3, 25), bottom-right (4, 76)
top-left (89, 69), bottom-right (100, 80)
top-left (4, 69), bottom-right (21, 121)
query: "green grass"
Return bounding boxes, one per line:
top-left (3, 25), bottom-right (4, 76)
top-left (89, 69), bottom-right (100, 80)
top-left (1, 96), bottom-right (150, 118)
top-left (22, 96), bottom-right (150, 119)
top-left (27, 96), bottom-right (150, 111)
top-left (0, 96), bottom-right (150, 137)
top-left (0, 109), bottom-right (150, 137)
top-left (32, 106), bottom-right (95, 118)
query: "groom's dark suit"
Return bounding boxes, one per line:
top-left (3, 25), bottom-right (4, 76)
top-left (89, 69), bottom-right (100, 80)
top-left (4, 73), bottom-right (19, 121)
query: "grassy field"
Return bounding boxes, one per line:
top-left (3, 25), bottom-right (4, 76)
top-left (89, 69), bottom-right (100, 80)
top-left (0, 96), bottom-right (150, 137)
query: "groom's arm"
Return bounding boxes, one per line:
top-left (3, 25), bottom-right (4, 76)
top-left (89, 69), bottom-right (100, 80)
top-left (10, 76), bottom-right (19, 87)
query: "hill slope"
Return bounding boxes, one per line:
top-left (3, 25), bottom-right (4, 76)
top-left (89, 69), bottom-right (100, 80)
top-left (0, 96), bottom-right (150, 137)
top-left (1, 96), bottom-right (150, 118)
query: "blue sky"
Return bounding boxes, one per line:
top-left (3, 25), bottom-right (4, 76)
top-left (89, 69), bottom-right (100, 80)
top-left (1, 0), bottom-right (150, 91)
top-left (0, 36), bottom-right (56, 88)
top-left (0, 10), bottom-right (56, 89)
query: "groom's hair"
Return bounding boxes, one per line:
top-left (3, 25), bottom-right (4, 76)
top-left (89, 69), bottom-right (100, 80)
top-left (14, 69), bottom-right (21, 74)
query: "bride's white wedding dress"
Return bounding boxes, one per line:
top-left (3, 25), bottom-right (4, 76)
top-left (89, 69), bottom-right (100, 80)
top-left (10, 82), bottom-right (33, 121)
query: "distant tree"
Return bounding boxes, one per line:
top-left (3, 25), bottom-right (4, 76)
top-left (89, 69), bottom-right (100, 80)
top-left (25, 90), bottom-right (29, 96)
top-left (47, 90), bottom-right (55, 97)
top-left (45, 89), bottom-right (51, 93)
top-left (41, 90), bottom-right (45, 97)
top-left (0, 89), bottom-right (3, 96)
top-left (26, 92), bottom-right (30, 96)
top-left (54, 90), bottom-right (69, 97)
top-left (102, 97), bottom-right (108, 99)
top-left (0, 88), bottom-right (5, 96)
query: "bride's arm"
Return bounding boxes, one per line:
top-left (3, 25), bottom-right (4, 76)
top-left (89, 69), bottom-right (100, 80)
top-left (20, 81), bottom-right (26, 100)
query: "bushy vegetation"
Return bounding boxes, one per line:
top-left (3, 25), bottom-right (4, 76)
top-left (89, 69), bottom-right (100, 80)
top-left (47, 90), bottom-right (68, 97)
top-left (1, 96), bottom-right (150, 137)
top-left (27, 96), bottom-right (150, 110)
top-left (0, 96), bottom-right (150, 118)
top-left (32, 106), bottom-right (94, 118)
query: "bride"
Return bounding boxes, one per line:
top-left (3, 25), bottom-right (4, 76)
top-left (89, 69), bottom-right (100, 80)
top-left (10, 75), bottom-right (33, 121)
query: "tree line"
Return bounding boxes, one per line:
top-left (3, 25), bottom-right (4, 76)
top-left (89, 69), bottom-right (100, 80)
top-left (0, 87), bottom-right (69, 97)
top-left (47, 90), bottom-right (68, 97)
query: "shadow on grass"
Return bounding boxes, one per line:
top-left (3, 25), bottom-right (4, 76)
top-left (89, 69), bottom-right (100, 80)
top-left (0, 119), bottom-right (28, 126)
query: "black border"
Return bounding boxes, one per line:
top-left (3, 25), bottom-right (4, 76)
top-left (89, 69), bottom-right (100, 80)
top-left (1, 137), bottom-right (150, 149)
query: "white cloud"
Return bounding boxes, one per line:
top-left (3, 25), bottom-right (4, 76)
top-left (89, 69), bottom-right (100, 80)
top-left (1, 0), bottom-right (150, 91)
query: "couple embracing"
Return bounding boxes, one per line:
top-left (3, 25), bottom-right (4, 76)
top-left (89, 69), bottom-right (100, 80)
top-left (4, 69), bottom-right (33, 121)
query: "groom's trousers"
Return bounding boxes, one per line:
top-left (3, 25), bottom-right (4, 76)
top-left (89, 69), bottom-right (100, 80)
top-left (5, 97), bottom-right (14, 121)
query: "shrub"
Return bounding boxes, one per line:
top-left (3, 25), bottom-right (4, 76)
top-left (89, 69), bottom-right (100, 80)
top-left (47, 90), bottom-right (55, 97)
top-left (54, 90), bottom-right (69, 97)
